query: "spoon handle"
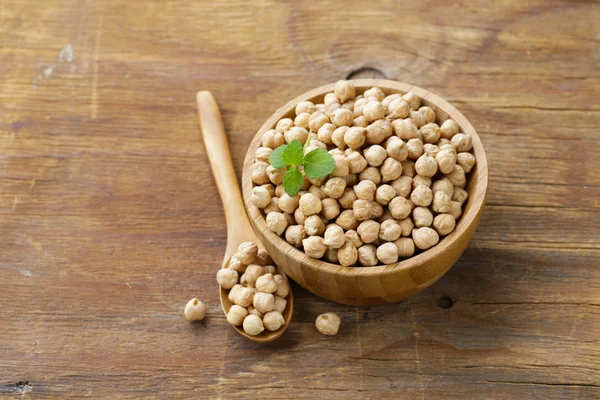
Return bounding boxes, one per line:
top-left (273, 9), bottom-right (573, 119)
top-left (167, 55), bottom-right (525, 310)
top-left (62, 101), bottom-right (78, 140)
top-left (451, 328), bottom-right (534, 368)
top-left (196, 91), bottom-right (256, 259)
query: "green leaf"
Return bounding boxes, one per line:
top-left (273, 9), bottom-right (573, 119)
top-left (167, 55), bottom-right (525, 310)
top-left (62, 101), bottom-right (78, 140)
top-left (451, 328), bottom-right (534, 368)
top-left (268, 144), bottom-right (288, 169)
top-left (282, 140), bottom-right (304, 166)
top-left (282, 166), bottom-right (304, 196)
top-left (303, 148), bottom-right (335, 180)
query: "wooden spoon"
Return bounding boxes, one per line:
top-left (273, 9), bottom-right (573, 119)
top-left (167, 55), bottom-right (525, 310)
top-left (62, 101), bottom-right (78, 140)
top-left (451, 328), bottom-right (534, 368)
top-left (196, 91), bottom-right (293, 343)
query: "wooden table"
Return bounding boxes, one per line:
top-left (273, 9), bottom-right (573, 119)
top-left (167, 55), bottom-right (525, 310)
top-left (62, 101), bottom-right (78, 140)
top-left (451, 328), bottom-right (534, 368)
top-left (1, 1), bottom-right (598, 398)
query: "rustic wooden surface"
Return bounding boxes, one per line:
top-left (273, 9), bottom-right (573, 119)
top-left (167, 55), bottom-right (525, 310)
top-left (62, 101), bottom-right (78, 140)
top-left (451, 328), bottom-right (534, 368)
top-left (1, 0), bottom-right (599, 398)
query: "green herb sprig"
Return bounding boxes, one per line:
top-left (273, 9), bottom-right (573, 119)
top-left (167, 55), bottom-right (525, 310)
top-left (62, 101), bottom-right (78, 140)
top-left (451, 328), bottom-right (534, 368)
top-left (268, 135), bottom-right (335, 196)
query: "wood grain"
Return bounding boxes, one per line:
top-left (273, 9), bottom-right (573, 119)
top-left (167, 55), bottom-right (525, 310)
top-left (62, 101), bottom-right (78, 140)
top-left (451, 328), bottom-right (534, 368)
top-left (1, 0), bottom-right (598, 398)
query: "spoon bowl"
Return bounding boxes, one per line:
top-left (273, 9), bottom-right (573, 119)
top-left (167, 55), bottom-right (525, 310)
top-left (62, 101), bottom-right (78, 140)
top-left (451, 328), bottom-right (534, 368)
top-left (196, 91), bottom-right (293, 342)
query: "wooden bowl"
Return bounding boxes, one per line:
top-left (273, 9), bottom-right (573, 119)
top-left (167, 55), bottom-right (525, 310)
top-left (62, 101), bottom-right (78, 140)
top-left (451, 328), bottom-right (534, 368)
top-left (242, 79), bottom-right (488, 306)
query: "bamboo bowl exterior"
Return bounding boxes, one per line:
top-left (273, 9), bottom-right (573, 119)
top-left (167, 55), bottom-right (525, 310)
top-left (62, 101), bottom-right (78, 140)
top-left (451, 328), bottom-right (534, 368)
top-left (242, 79), bottom-right (488, 306)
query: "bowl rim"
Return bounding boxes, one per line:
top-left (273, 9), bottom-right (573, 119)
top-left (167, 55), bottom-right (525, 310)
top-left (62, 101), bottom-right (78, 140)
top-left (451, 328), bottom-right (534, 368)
top-left (242, 79), bottom-right (488, 278)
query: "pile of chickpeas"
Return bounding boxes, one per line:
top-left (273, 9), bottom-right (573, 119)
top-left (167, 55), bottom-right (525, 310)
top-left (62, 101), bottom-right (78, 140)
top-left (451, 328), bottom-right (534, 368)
top-left (249, 81), bottom-right (476, 267)
top-left (216, 242), bottom-right (290, 336)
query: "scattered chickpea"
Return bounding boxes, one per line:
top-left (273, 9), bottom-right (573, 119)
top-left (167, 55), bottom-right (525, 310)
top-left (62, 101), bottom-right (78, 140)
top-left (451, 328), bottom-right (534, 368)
top-left (285, 225), bottom-right (306, 248)
top-left (227, 305), bottom-right (248, 326)
top-left (380, 158), bottom-right (403, 182)
top-left (433, 213), bottom-right (456, 236)
top-left (347, 150), bottom-right (368, 173)
top-left (353, 199), bottom-right (372, 221)
top-left (447, 165), bottom-right (467, 187)
top-left (366, 119), bottom-right (393, 145)
top-left (379, 219), bottom-right (402, 241)
top-left (266, 212), bottom-right (288, 235)
top-left (322, 177), bottom-right (346, 199)
top-left (252, 161), bottom-right (270, 185)
top-left (420, 123), bottom-right (441, 144)
top-left (364, 145), bottom-right (387, 167)
top-left (375, 184), bottom-right (397, 205)
top-left (385, 137), bottom-right (409, 161)
top-left (324, 224), bottom-right (346, 249)
top-left (344, 127), bottom-right (367, 149)
top-left (407, 138), bottom-right (424, 160)
top-left (243, 314), bottom-right (265, 336)
top-left (413, 175), bottom-right (432, 188)
top-left (321, 198), bottom-right (341, 220)
top-left (402, 92), bottom-right (420, 110)
top-left (263, 311), bottom-right (285, 331)
top-left (412, 227), bottom-right (440, 250)
top-left (331, 154), bottom-right (350, 177)
top-left (184, 298), bottom-right (206, 322)
top-left (217, 269), bottom-right (239, 289)
top-left (392, 118), bottom-right (419, 140)
top-left (392, 176), bottom-right (413, 198)
top-left (233, 286), bottom-right (255, 307)
top-left (334, 80), bottom-right (356, 103)
top-left (451, 133), bottom-right (473, 152)
top-left (345, 229), bottom-right (363, 248)
top-left (308, 111), bottom-right (330, 133)
top-left (436, 149), bottom-right (457, 174)
top-left (315, 313), bottom-right (341, 336)
top-left (331, 126), bottom-right (349, 149)
top-left (440, 119), bottom-right (459, 139)
top-left (389, 196), bottom-right (413, 219)
top-left (250, 186), bottom-right (272, 209)
top-left (431, 178), bottom-right (454, 196)
top-left (338, 242), bottom-right (358, 266)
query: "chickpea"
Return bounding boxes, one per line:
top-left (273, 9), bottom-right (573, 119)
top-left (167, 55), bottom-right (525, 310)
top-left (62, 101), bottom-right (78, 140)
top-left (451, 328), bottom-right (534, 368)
top-left (261, 129), bottom-right (277, 148)
top-left (431, 178), bottom-right (454, 196)
top-left (250, 186), bottom-right (272, 208)
top-left (353, 98), bottom-right (368, 118)
top-left (346, 150), bottom-right (368, 173)
top-left (438, 138), bottom-right (452, 147)
top-left (377, 242), bottom-right (399, 264)
top-left (274, 184), bottom-right (285, 198)
top-left (331, 126), bottom-right (349, 149)
top-left (217, 268), bottom-right (239, 289)
top-left (363, 101), bottom-right (385, 122)
top-left (353, 116), bottom-right (369, 128)
top-left (331, 154), bottom-right (350, 177)
top-left (392, 176), bottom-right (413, 198)
top-left (357, 220), bottom-right (380, 243)
top-left (307, 175), bottom-right (326, 188)
top-left (366, 119), bottom-right (393, 145)
top-left (299, 193), bottom-right (322, 216)
top-left (432, 191), bottom-right (452, 213)
top-left (380, 158), bottom-right (403, 182)
top-left (411, 185), bottom-right (433, 207)
top-left (325, 246), bottom-right (339, 263)
top-left (336, 209), bottom-right (359, 230)
top-left (387, 97), bottom-right (410, 119)
top-left (412, 175), bottom-right (432, 188)
top-left (324, 92), bottom-right (338, 106)
top-left (436, 149), bottom-right (457, 174)
top-left (309, 111), bottom-right (330, 133)
top-left (316, 123), bottom-right (336, 145)
top-left (324, 224), bottom-right (346, 249)
top-left (342, 99), bottom-right (355, 110)
top-left (263, 197), bottom-right (281, 214)
top-left (358, 167), bottom-right (382, 185)
top-left (385, 136), bottom-right (409, 161)
top-left (266, 212), bottom-right (288, 235)
top-left (419, 106), bottom-right (437, 125)
top-left (451, 133), bottom-right (473, 152)
top-left (315, 313), bottom-right (341, 336)
top-left (449, 201), bottom-right (463, 220)
top-left (338, 188), bottom-right (358, 209)
top-left (227, 304), bottom-right (248, 326)
top-left (395, 237), bottom-right (415, 258)
top-left (407, 138), bottom-right (424, 160)
top-left (415, 154), bottom-right (438, 177)
top-left (302, 236), bottom-right (328, 258)
top-left (440, 119), bottom-right (459, 139)
top-left (255, 147), bottom-right (272, 163)
top-left (382, 93), bottom-right (401, 108)
top-left (284, 126), bottom-right (309, 145)
top-left (233, 286), bottom-right (255, 307)
top-left (263, 311), bottom-right (285, 331)
top-left (334, 80), bottom-right (356, 103)
top-left (353, 199), bottom-right (372, 221)
top-left (331, 108), bottom-right (353, 127)
top-left (235, 242), bottom-right (258, 265)
top-left (379, 219), bottom-right (402, 241)
top-left (321, 198), bottom-right (341, 220)
top-left (413, 206), bottom-right (433, 227)
top-left (457, 152), bottom-right (476, 173)
top-left (294, 208), bottom-right (306, 225)
top-left (322, 177), bottom-right (346, 199)
top-left (354, 180), bottom-right (376, 201)
top-left (447, 165), bottom-right (466, 187)
top-left (294, 112), bottom-right (311, 129)
top-left (338, 242), bottom-right (358, 266)
top-left (369, 201), bottom-right (384, 219)
top-left (412, 227), bottom-right (440, 250)
top-left (285, 225), bottom-right (306, 247)
top-left (401, 160), bottom-right (416, 178)
top-left (261, 184), bottom-right (276, 198)
top-left (252, 161), bottom-right (270, 185)
top-left (344, 127), bottom-right (367, 149)
top-left (423, 143), bottom-right (440, 157)
top-left (389, 196), bottom-right (412, 219)
top-left (357, 244), bottom-right (378, 266)
top-left (402, 92), bottom-right (420, 110)
top-left (452, 187), bottom-right (469, 205)
top-left (275, 118), bottom-right (293, 133)
top-left (375, 184), bottom-right (396, 206)
top-left (229, 257), bottom-right (246, 274)
top-left (392, 118), bottom-right (419, 140)
top-left (266, 165), bottom-right (285, 185)
top-left (364, 145), bottom-right (387, 167)
top-left (305, 215), bottom-right (325, 236)
top-left (420, 123), bottom-right (441, 144)
top-left (278, 193), bottom-right (300, 214)
top-left (433, 213), bottom-right (456, 236)
top-left (345, 229), bottom-right (363, 248)
top-left (398, 217), bottom-right (414, 237)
